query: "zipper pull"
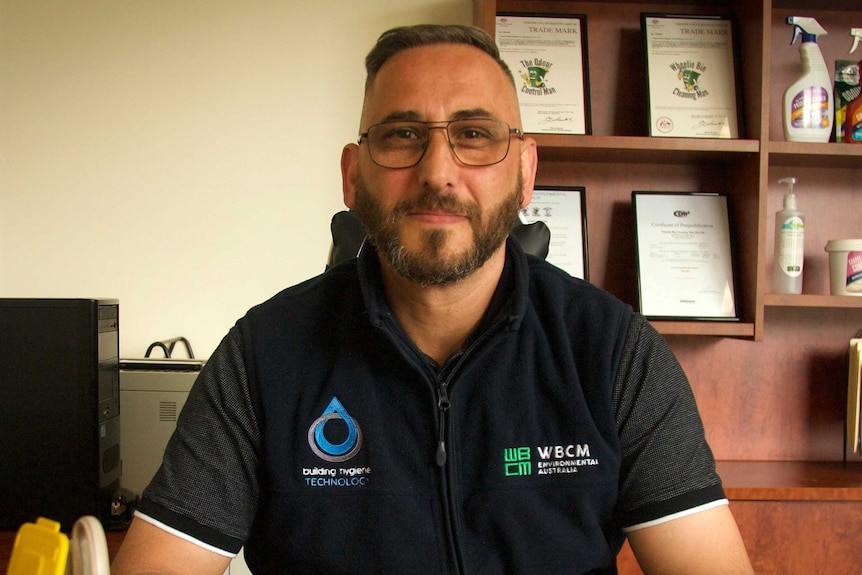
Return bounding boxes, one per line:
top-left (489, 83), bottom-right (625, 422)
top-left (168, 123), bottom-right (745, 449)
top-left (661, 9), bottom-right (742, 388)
top-left (436, 380), bottom-right (451, 467)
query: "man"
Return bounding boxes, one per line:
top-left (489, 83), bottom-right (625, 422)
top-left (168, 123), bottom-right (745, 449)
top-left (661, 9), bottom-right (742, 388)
top-left (113, 24), bottom-right (754, 574)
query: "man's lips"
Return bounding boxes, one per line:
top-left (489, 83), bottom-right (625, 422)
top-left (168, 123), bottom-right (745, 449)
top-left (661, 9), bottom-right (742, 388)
top-left (408, 210), bottom-right (468, 225)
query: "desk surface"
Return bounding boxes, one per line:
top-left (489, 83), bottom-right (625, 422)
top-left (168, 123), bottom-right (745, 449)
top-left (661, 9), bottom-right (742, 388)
top-left (3, 463), bottom-right (860, 572)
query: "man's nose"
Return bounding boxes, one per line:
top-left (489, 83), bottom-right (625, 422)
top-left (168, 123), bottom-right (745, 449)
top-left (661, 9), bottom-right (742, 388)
top-left (417, 127), bottom-right (460, 188)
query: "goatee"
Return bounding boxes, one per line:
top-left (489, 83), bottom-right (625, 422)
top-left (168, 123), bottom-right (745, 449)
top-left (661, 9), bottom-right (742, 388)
top-left (353, 174), bottom-right (523, 286)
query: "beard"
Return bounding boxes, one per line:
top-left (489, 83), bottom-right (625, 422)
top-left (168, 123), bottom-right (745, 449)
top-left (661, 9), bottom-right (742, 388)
top-left (352, 172), bottom-right (524, 287)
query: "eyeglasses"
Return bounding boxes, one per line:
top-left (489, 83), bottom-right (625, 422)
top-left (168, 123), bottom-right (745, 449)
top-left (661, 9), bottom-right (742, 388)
top-left (358, 118), bottom-right (523, 169)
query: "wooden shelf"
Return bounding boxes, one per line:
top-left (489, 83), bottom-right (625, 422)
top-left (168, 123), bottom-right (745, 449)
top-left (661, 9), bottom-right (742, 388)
top-left (650, 320), bottom-right (755, 337)
top-left (717, 460), bottom-right (862, 501)
top-left (767, 141), bottom-right (862, 168)
top-left (534, 134), bottom-right (759, 164)
top-left (773, 0), bottom-right (860, 11)
top-left (764, 293), bottom-right (862, 308)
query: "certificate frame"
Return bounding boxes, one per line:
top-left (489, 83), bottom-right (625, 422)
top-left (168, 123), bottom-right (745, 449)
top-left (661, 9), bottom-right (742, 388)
top-left (520, 186), bottom-right (589, 280)
top-left (632, 191), bottom-right (739, 321)
top-left (496, 13), bottom-right (591, 135)
top-left (642, 13), bottom-right (742, 139)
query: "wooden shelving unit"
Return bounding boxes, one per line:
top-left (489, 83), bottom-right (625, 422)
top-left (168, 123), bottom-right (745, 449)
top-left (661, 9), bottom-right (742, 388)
top-left (476, 0), bottom-right (862, 572)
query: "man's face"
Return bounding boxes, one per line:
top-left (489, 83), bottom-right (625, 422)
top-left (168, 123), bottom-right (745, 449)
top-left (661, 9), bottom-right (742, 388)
top-left (342, 43), bottom-right (537, 286)
top-left (352, 167), bottom-right (523, 286)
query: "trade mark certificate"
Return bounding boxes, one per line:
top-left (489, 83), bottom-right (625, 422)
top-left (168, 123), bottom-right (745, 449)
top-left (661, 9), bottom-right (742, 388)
top-left (643, 15), bottom-right (740, 138)
top-left (496, 14), bottom-right (590, 134)
top-left (633, 192), bottom-right (738, 320)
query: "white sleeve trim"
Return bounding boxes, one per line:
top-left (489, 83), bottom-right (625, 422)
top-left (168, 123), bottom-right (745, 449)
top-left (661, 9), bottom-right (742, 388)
top-left (134, 510), bottom-right (237, 558)
top-left (621, 498), bottom-right (729, 533)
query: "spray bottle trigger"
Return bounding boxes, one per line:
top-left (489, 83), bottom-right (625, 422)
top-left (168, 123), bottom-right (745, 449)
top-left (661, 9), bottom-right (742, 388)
top-left (791, 26), bottom-right (802, 45)
top-left (851, 28), bottom-right (862, 54)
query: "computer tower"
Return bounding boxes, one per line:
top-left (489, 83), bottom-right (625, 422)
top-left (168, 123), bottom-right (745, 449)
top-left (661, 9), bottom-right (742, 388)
top-left (0, 298), bottom-right (121, 530)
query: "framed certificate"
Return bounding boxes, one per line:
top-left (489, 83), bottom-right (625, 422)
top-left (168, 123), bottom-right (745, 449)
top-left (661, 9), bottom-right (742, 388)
top-left (632, 192), bottom-right (738, 320)
top-left (520, 186), bottom-right (588, 279)
top-left (496, 13), bottom-right (591, 135)
top-left (642, 14), bottom-right (741, 138)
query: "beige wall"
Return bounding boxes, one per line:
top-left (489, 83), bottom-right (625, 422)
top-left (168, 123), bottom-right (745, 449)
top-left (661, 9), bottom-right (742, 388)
top-left (0, 0), bottom-right (471, 357)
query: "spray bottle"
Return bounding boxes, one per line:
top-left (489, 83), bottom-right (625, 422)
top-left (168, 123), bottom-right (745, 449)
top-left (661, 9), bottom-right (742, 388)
top-left (844, 28), bottom-right (862, 143)
top-left (852, 28), bottom-right (862, 55)
top-left (834, 29), bottom-right (862, 142)
top-left (783, 17), bottom-right (833, 143)
top-left (773, 177), bottom-right (805, 294)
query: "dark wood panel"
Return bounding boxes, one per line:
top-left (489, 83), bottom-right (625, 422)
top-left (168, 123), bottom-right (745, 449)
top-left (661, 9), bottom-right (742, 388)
top-left (668, 307), bottom-right (862, 461)
top-left (718, 460), bottom-right (862, 500)
top-left (618, 499), bottom-right (862, 575)
top-left (732, 500), bottom-right (862, 575)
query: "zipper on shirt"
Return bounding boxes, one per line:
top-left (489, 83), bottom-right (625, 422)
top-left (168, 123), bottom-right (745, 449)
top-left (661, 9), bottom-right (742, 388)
top-left (431, 308), bottom-right (510, 470)
top-left (377, 308), bottom-right (513, 574)
top-left (436, 378), bottom-right (451, 466)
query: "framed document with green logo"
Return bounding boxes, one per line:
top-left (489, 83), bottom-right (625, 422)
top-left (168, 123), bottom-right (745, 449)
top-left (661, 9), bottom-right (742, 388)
top-left (495, 13), bottom-right (590, 135)
top-left (632, 192), bottom-right (738, 320)
top-left (642, 14), bottom-right (741, 138)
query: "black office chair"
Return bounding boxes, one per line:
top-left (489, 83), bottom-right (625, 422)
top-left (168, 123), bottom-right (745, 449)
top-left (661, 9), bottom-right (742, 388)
top-left (326, 210), bottom-right (550, 269)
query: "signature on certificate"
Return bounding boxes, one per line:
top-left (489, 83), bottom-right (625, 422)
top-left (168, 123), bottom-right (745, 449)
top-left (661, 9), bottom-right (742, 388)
top-left (692, 120), bottom-right (727, 129)
top-left (539, 115), bottom-right (575, 127)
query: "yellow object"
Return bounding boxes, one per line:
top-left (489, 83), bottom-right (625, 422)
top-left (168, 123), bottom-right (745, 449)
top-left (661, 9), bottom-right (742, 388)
top-left (6, 518), bottom-right (69, 575)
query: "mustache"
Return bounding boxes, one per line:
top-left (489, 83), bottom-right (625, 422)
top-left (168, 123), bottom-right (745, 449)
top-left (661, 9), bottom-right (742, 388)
top-left (393, 190), bottom-right (476, 218)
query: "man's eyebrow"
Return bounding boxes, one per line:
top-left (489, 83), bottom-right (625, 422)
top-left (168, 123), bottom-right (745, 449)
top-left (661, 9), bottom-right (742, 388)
top-left (450, 108), bottom-right (495, 121)
top-left (378, 111), bottom-right (423, 123)
top-left (376, 108), bottom-right (498, 124)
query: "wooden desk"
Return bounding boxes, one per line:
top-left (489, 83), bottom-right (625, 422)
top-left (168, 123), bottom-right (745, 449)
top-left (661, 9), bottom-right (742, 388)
top-left (618, 461), bottom-right (862, 575)
top-left (6, 463), bottom-right (861, 575)
top-left (0, 528), bottom-right (125, 572)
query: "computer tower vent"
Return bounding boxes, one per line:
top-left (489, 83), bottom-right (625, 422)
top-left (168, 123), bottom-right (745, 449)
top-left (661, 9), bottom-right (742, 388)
top-left (159, 401), bottom-right (179, 422)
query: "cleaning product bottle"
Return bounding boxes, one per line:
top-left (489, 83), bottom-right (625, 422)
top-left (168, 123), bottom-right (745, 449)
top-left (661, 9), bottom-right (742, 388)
top-left (851, 28), bottom-right (862, 54)
top-left (773, 177), bottom-right (805, 294)
top-left (783, 17), bottom-right (833, 143)
top-left (844, 28), bottom-right (862, 143)
top-left (834, 30), bottom-right (861, 142)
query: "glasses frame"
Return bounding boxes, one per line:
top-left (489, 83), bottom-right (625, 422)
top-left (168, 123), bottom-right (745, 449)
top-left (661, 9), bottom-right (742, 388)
top-left (357, 118), bottom-right (523, 169)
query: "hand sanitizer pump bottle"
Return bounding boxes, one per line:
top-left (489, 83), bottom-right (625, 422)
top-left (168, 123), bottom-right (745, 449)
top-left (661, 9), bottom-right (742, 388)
top-left (773, 177), bottom-right (805, 294)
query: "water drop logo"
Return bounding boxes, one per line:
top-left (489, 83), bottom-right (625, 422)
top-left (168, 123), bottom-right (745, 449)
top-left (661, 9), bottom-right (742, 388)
top-left (307, 397), bottom-right (363, 463)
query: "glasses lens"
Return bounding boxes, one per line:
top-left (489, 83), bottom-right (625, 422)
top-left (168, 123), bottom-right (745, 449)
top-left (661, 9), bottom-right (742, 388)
top-left (366, 122), bottom-right (428, 168)
top-left (447, 119), bottom-right (511, 166)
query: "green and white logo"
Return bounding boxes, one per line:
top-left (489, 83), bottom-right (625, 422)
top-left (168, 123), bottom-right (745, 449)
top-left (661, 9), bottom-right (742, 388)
top-left (503, 446), bottom-right (532, 477)
top-left (504, 443), bottom-right (599, 477)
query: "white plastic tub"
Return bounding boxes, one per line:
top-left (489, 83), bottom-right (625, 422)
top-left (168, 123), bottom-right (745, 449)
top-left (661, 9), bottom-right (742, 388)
top-left (825, 239), bottom-right (862, 295)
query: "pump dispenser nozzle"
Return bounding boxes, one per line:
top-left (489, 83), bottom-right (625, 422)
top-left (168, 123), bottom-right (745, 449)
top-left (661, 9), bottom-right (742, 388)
top-left (851, 28), bottom-right (862, 53)
top-left (787, 16), bottom-right (828, 44)
top-left (779, 177), bottom-right (798, 209)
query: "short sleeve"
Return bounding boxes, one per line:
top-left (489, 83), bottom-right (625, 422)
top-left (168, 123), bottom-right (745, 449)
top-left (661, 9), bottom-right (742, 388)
top-left (135, 327), bottom-right (260, 554)
top-left (613, 314), bottom-right (725, 529)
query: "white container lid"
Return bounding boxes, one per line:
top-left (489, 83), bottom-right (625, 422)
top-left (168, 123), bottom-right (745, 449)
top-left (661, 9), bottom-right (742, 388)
top-left (825, 239), bottom-right (862, 252)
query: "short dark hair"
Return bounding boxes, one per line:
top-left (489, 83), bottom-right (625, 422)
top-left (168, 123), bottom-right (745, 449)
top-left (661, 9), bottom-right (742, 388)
top-left (364, 24), bottom-right (515, 92)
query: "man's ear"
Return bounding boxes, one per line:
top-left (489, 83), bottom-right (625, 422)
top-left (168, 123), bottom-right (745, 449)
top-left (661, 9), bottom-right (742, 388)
top-left (519, 136), bottom-right (538, 208)
top-left (341, 143), bottom-right (360, 209)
